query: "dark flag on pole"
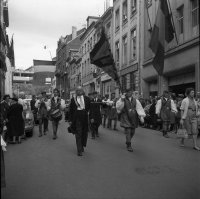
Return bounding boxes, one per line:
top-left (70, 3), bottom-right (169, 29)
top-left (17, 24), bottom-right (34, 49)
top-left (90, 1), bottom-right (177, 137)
top-left (90, 28), bottom-right (120, 86)
top-left (149, 0), bottom-right (174, 75)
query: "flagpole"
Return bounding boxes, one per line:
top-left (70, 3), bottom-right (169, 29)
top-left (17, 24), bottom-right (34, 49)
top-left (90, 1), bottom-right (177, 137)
top-left (167, 0), bottom-right (179, 45)
top-left (145, 0), bottom-right (152, 32)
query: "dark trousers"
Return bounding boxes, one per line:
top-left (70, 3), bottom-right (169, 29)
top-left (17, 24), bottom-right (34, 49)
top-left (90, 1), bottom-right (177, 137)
top-left (107, 119), bottom-right (117, 129)
top-left (75, 119), bottom-right (88, 153)
top-left (52, 120), bottom-right (59, 135)
top-left (102, 114), bottom-right (107, 127)
top-left (39, 117), bottom-right (48, 135)
top-left (125, 128), bottom-right (135, 143)
top-left (90, 122), bottom-right (100, 138)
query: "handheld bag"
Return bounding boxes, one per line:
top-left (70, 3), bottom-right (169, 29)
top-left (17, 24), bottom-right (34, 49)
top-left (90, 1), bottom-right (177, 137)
top-left (50, 109), bottom-right (62, 120)
top-left (177, 125), bottom-right (188, 139)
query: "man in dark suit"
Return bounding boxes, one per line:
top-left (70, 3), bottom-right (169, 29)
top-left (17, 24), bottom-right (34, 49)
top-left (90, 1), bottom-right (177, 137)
top-left (89, 91), bottom-right (102, 139)
top-left (69, 86), bottom-right (90, 156)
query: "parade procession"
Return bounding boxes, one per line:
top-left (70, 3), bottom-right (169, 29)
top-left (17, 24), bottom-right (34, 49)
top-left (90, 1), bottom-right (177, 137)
top-left (0, 0), bottom-right (200, 199)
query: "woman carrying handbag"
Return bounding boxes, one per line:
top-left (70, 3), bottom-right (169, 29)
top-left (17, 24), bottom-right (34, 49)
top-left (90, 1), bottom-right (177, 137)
top-left (180, 88), bottom-right (200, 150)
top-left (47, 88), bottom-right (66, 140)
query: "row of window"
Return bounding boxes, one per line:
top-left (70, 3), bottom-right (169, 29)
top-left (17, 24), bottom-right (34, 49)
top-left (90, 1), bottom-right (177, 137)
top-left (121, 72), bottom-right (136, 92)
top-left (115, 28), bottom-right (137, 65)
top-left (115, 0), bottom-right (137, 31)
top-left (177, 0), bottom-right (199, 36)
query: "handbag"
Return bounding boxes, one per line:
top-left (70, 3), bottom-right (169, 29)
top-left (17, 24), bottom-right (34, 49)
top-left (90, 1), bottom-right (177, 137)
top-left (177, 125), bottom-right (188, 139)
top-left (50, 109), bottom-right (62, 120)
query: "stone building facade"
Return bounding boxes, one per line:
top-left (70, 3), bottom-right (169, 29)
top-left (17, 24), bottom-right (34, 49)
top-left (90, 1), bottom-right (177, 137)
top-left (0, 0), bottom-right (9, 97)
top-left (55, 27), bottom-right (85, 98)
top-left (141, 0), bottom-right (199, 97)
top-left (113, 0), bottom-right (141, 95)
top-left (80, 16), bottom-right (100, 95)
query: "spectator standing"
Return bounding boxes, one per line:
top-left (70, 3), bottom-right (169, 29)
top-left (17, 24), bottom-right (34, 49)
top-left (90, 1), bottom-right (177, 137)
top-left (7, 98), bottom-right (25, 144)
top-left (149, 98), bottom-right (157, 129)
top-left (0, 95), bottom-right (10, 141)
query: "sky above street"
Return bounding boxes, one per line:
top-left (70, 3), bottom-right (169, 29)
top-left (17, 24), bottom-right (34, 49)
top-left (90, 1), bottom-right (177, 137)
top-left (7, 0), bottom-right (111, 69)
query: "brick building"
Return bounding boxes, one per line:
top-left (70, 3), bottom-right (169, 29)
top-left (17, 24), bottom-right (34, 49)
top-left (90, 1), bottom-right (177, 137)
top-left (33, 59), bottom-right (56, 94)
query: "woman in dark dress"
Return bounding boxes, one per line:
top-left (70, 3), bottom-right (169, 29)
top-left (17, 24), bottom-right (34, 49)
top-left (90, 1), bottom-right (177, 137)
top-left (7, 98), bottom-right (24, 144)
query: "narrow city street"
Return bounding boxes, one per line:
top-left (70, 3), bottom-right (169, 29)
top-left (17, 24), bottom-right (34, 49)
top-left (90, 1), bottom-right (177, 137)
top-left (1, 121), bottom-right (200, 199)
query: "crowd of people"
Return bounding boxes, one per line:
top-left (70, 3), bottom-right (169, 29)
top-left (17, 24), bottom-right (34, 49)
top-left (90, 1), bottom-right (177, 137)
top-left (1, 87), bottom-right (200, 188)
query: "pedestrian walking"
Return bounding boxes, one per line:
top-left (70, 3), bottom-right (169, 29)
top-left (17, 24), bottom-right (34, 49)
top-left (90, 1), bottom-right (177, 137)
top-left (107, 93), bottom-right (118, 130)
top-left (35, 93), bottom-right (49, 137)
top-left (48, 88), bottom-right (65, 140)
top-left (69, 86), bottom-right (90, 156)
top-left (156, 90), bottom-right (177, 138)
top-left (7, 98), bottom-right (25, 144)
top-left (180, 88), bottom-right (200, 150)
top-left (101, 94), bottom-right (109, 128)
top-left (116, 89), bottom-right (146, 152)
top-left (89, 91), bottom-right (102, 139)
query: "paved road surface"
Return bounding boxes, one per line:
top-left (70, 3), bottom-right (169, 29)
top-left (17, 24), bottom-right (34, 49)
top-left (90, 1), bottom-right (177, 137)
top-left (1, 121), bottom-right (200, 199)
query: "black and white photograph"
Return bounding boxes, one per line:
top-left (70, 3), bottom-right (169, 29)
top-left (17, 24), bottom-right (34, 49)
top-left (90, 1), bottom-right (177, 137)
top-left (0, 0), bottom-right (200, 199)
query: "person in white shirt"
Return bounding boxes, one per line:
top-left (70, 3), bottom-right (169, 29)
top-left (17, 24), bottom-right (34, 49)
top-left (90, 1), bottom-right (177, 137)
top-left (47, 88), bottom-right (66, 140)
top-left (116, 89), bottom-right (146, 152)
top-left (156, 90), bottom-right (177, 138)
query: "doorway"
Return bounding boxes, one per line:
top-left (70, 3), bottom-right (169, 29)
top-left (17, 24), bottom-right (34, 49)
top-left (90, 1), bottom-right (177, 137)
top-left (169, 83), bottom-right (195, 96)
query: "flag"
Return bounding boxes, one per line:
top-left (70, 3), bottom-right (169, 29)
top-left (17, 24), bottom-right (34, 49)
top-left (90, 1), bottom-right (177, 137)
top-left (90, 28), bottom-right (120, 83)
top-left (8, 35), bottom-right (15, 67)
top-left (149, 0), bottom-right (174, 75)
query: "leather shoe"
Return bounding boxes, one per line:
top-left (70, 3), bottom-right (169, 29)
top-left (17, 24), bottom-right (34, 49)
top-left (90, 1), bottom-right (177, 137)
top-left (77, 152), bottom-right (83, 156)
top-left (163, 134), bottom-right (169, 138)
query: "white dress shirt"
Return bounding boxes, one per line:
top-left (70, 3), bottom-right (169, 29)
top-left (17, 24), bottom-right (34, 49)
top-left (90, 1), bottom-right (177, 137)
top-left (156, 98), bottom-right (177, 115)
top-left (77, 95), bottom-right (85, 110)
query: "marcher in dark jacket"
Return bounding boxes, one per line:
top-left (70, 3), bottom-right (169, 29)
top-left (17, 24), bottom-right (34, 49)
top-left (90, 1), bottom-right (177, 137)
top-left (69, 86), bottom-right (90, 156)
top-left (116, 89), bottom-right (146, 152)
top-left (89, 91), bottom-right (102, 139)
